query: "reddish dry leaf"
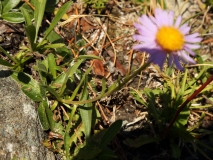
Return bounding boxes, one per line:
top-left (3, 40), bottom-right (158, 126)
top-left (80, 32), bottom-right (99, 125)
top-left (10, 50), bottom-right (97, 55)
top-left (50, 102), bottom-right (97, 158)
top-left (111, 57), bottom-right (127, 76)
top-left (80, 18), bottom-right (98, 33)
top-left (91, 59), bottom-right (105, 76)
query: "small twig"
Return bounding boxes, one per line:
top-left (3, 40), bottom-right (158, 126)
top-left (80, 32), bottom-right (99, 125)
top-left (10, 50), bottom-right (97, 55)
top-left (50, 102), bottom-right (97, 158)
top-left (60, 105), bottom-right (69, 120)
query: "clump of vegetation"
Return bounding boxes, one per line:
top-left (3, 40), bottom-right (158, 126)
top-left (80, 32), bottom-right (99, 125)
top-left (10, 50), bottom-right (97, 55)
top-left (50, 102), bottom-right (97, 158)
top-left (0, 0), bottom-right (213, 159)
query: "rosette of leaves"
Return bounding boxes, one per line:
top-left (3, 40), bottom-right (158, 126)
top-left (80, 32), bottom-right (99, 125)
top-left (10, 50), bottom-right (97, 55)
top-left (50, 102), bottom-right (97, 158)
top-left (0, 0), bottom-right (24, 23)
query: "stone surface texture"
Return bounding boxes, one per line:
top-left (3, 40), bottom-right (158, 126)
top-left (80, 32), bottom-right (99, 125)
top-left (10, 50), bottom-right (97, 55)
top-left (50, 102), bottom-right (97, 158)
top-left (0, 65), bottom-right (55, 160)
top-left (165, 0), bottom-right (206, 19)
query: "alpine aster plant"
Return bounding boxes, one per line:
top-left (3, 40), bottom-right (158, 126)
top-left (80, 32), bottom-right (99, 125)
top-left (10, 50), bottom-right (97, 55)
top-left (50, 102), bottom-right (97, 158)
top-left (133, 8), bottom-right (202, 70)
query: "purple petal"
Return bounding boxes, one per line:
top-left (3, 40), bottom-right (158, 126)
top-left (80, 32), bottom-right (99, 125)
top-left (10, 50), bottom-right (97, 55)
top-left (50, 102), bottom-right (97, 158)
top-left (174, 16), bottom-right (182, 28)
top-left (179, 24), bottom-right (190, 35)
top-left (173, 55), bottom-right (184, 70)
top-left (184, 43), bottom-right (200, 49)
top-left (184, 34), bottom-right (202, 43)
top-left (185, 37), bottom-right (202, 43)
top-left (168, 11), bottom-right (174, 26)
top-left (132, 34), bottom-right (155, 42)
top-left (149, 51), bottom-right (167, 70)
top-left (133, 42), bottom-right (157, 50)
top-left (179, 51), bottom-right (196, 64)
top-left (138, 15), bottom-right (157, 32)
top-left (183, 47), bottom-right (196, 56)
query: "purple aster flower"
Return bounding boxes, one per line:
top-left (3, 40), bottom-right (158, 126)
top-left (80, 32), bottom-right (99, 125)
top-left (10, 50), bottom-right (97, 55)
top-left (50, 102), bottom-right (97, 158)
top-left (133, 8), bottom-right (202, 70)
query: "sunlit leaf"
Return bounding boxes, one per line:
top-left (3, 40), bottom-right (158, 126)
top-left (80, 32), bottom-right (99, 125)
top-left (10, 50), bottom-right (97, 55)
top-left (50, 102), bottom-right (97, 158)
top-left (25, 25), bottom-right (36, 51)
top-left (2, 0), bottom-right (20, 13)
top-left (79, 75), bottom-right (92, 141)
top-left (1, 12), bottom-right (24, 23)
top-left (38, 102), bottom-right (50, 130)
top-left (11, 72), bottom-right (43, 102)
top-left (47, 53), bottom-right (57, 79)
top-left (34, 0), bottom-right (47, 42)
top-left (43, 1), bottom-right (72, 41)
top-left (20, 7), bottom-right (32, 26)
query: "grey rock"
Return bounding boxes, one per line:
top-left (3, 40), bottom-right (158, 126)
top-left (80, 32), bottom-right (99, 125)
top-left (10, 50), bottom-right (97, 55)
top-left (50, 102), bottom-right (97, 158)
top-left (0, 65), bottom-right (55, 160)
top-left (165, 0), bottom-right (205, 19)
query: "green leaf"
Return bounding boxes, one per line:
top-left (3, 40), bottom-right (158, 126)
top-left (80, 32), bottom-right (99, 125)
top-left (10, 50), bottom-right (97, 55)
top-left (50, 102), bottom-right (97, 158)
top-left (2, 0), bottom-right (20, 13)
top-left (180, 69), bottom-right (188, 96)
top-left (1, 12), bottom-right (24, 23)
top-left (123, 135), bottom-right (161, 148)
top-left (42, 99), bottom-right (64, 135)
top-left (38, 102), bottom-right (50, 130)
top-left (47, 53), bottom-right (57, 79)
top-left (79, 76), bottom-right (92, 141)
top-left (170, 143), bottom-right (181, 159)
top-left (37, 61), bottom-right (48, 73)
top-left (42, 85), bottom-right (62, 101)
top-left (20, 7), bottom-right (32, 26)
top-left (0, 1), bottom-right (3, 15)
top-left (51, 73), bottom-right (66, 88)
top-left (64, 132), bottom-right (71, 158)
top-left (59, 58), bottom-right (85, 95)
top-left (0, 58), bottom-right (13, 67)
top-left (46, 30), bottom-right (64, 43)
top-left (44, 43), bottom-right (65, 49)
top-left (77, 55), bottom-right (102, 60)
top-left (21, 85), bottom-right (43, 101)
top-left (11, 72), bottom-right (43, 102)
top-left (99, 120), bottom-right (122, 149)
top-left (34, 0), bottom-right (47, 42)
top-left (25, 25), bottom-right (36, 51)
top-left (43, 1), bottom-right (72, 41)
top-left (69, 67), bottom-right (92, 101)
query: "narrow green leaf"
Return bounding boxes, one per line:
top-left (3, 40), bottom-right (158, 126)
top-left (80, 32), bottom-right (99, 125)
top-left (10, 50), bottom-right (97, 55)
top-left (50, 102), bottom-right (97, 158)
top-left (180, 69), bottom-right (188, 95)
top-left (2, 0), bottom-right (20, 13)
top-left (69, 67), bottom-right (92, 101)
top-left (42, 85), bottom-right (62, 101)
top-left (59, 58), bottom-right (85, 95)
top-left (79, 76), bottom-right (92, 141)
top-left (0, 58), bottom-right (13, 67)
top-left (43, 1), bottom-right (72, 40)
top-left (123, 135), bottom-right (161, 148)
top-left (38, 102), bottom-right (50, 130)
top-left (42, 99), bottom-right (65, 136)
top-left (1, 12), bottom-right (24, 23)
top-left (77, 55), bottom-right (102, 60)
top-left (25, 25), bottom-right (36, 51)
top-left (42, 99), bottom-right (55, 130)
top-left (37, 61), bottom-right (48, 73)
top-left (99, 120), bottom-right (122, 149)
top-left (20, 7), bottom-right (32, 26)
top-left (51, 73), bottom-right (66, 88)
top-left (44, 43), bottom-right (65, 49)
top-left (47, 53), bottom-right (57, 79)
top-left (34, 0), bottom-right (47, 42)
top-left (170, 143), bottom-right (181, 159)
top-left (46, 30), bottom-right (64, 43)
top-left (64, 132), bottom-right (71, 158)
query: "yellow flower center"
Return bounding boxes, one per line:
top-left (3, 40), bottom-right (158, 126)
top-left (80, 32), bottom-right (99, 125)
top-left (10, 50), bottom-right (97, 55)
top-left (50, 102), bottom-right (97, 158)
top-left (156, 26), bottom-right (184, 52)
